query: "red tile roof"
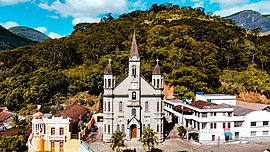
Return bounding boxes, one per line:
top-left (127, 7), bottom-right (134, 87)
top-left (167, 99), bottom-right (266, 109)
top-left (0, 107), bottom-right (8, 111)
top-left (54, 104), bottom-right (89, 124)
top-left (174, 100), bottom-right (217, 112)
top-left (0, 129), bottom-right (31, 138)
top-left (0, 112), bottom-right (13, 122)
top-left (237, 100), bottom-right (270, 111)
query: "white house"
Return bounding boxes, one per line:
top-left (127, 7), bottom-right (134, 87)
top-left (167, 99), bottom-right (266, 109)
top-left (164, 99), bottom-right (270, 143)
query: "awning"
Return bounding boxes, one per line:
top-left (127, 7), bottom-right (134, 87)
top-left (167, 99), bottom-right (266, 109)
top-left (224, 131), bottom-right (233, 137)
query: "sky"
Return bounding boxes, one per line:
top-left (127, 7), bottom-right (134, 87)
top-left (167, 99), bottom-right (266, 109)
top-left (0, 0), bottom-right (269, 39)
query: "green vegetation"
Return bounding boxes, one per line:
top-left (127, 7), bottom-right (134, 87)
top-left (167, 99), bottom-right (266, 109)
top-left (1, 4), bottom-right (270, 111)
top-left (140, 128), bottom-right (158, 151)
top-left (110, 130), bottom-right (127, 152)
top-left (177, 125), bottom-right (186, 139)
top-left (0, 135), bottom-right (27, 151)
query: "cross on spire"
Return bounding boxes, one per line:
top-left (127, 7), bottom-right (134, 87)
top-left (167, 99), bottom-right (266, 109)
top-left (156, 58), bottom-right (160, 65)
top-left (108, 58), bottom-right (112, 65)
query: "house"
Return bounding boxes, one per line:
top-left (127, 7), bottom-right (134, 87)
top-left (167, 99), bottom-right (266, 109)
top-left (103, 32), bottom-right (164, 143)
top-left (28, 104), bottom-right (90, 152)
top-left (166, 99), bottom-right (270, 143)
top-left (195, 93), bottom-right (236, 106)
top-left (0, 110), bottom-right (14, 131)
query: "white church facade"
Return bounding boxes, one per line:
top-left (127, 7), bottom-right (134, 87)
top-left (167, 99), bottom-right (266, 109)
top-left (103, 32), bottom-right (164, 143)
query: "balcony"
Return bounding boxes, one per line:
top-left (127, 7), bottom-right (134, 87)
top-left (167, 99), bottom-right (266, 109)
top-left (48, 135), bottom-right (66, 141)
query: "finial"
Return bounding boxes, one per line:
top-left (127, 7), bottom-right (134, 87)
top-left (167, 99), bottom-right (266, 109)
top-left (156, 58), bottom-right (160, 65)
top-left (108, 58), bottom-right (112, 65)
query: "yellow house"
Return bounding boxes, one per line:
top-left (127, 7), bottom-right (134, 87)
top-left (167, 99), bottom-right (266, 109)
top-left (28, 112), bottom-right (80, 152)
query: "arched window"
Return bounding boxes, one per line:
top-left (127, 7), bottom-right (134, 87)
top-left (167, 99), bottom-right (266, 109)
top-left (153, 79), bottom-right (156, 87)
top-left (157, 79), bottom-right (160, 88)
top-left (108, 101), bottom-right (111, 112)
top-left (121, 124), bottom-right (125, 132)
top-left (119, 101), bottom-right (123, 112)
top-left (104, 79), bottom-right (107, 88)
top-left (108, 78), bottom-right (111, 88)
top-left (145, 101), bottom-right (149, 112)
top-left (157, 124), bottom-right (159, 132)
top-left (132, 108), bottom-right (136, 116)
top-left (117, 124), bottom-right (120, 130)
top-left (157, 101), bottom-right (159, 112)
top-left (112, 79), bottom-right (115, 87)
top-left (132, 92), bottom-right (136, 100)
top-left (104, 124), bottom-right (106, 133)
top-left (132, 65), bottom-right (136, 77)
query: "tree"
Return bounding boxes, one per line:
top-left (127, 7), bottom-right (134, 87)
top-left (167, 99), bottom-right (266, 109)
top-left (0, 135), bottom-right (27, 151)
top-left (139, 128), bottom-right (158, 151)
top-left (8, 114), bottom-right (27, 133)
top-left (177, 125), bottom-right (186, 139)
top-left (110, 130), bottom-right (127, 152)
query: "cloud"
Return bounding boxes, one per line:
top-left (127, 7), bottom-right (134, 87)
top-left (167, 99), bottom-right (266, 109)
top-left (210, 0), bottom-right (248, 8)
top-left (130, 0), bottom-right (147, 10)
top-left (48, 32), bottom-right (65, 39)
top-left (47, 15), bottom-right (59, 19)
top-left (0, 0), bottom-right (29, 5)
top-left (38, 0), bottom-right (128, 25)
top-left (72, 17), bottom-right (101, 25)
top-left (34, 26), bottom-right (47, 33)
top-left (0, 21), bottom-right (19, 29)
top-left (213, 1), bottom-right (270, 17)
top-left (193, 1), bottom-right (204, 8)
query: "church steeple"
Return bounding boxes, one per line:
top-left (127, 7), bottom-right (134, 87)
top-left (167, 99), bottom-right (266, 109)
top-left (130, 31), bottom-right (139, 59)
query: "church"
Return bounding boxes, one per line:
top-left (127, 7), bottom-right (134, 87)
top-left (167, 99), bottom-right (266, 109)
top-left (103, 32), bottom-right (164, 143)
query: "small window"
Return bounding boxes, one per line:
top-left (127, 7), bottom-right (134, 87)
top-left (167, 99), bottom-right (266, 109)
top-left (108, 101), bottom-right (111, 112)
top-left (60, 127), bottom-right (64, 135)
top-left (228, 112), bottom-right (232, 117)
top-left (251, 131), bottom-right (256, 136)
top-left (234, 121), bottom-right (243, 127)
top-left (202, 113), bottom-right (207, 118)
top-left (153, 79), bottom-right (156, 87)
top-left (119, 101), bottom-right (123, 112)
top-left (117, 124), bottom-right (120, 130)
top-left (157, 124), bottom-right (159, 132)
top-left (263, 130), bottom-right (269, 135)
top-left (223, 123), bottom-right (226, 129)
top-left (251, 122), bottom-right (256, 127)
top-left (148, 124), bottom-right (150, 128)
top-left (132, 108), bottom-right (136, 116)
top-left (132, 92), bottom-right (136, 100)
top-left (51, 127), bottom-right (55, 135)
top-left (104, 79), bottom-right (107, 88)
top-left (104, 124), bottom-right (106, 133)
top-left (228, 122), bottom-right (231, 128)
top-left (263, 121), bottom-right (269, 126)
top-left (157, 101), bottom-right (160, 112)
top-left (104, 101), bottom-right (106, 111)
top-left (122, 124), bottom-right (125, 133)
top-left (145, 101), bottom-right (149, 112)
top-left (108, 125), bottom-right (110, 133)
top-left (143, 124), bottom-right (146, 130)
top-left (157, 79), bottom-right (160, 88)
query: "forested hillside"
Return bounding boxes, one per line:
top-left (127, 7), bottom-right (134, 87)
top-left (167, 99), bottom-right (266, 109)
top-left (1, 4), bottom-right (270, 111)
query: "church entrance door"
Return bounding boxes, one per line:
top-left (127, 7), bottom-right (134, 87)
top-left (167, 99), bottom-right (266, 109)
top-left (131, 124), bottom-right (137, 138)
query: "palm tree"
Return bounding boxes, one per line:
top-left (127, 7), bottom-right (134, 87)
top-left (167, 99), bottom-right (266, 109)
top-left (140, 128), bottom-right (158, 151)
top-left (8, 114), bottom-right (26, 134)
top-left (110, 130), bottom-right (127, 152)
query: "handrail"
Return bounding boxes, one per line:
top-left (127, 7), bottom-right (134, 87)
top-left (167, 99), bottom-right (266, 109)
top-left (28, 133), bottom-right (38, 151)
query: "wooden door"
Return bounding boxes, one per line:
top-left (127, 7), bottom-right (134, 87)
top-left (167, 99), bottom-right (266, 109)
top-left (131, 125), bottom-right (137, 138)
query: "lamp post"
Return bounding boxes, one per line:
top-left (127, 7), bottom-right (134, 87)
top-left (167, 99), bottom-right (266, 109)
top-left (169, 144), bottom-right (171, 152)
top-left (97, 145), bottom-right (99, 152)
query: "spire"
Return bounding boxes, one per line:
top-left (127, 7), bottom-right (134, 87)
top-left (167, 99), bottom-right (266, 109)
top-left (130, 31), bottom-right (139, 59)
top-left (104, 58), bottom-right (113, 75)
top-left (153, 58), bottom-right (162, 75)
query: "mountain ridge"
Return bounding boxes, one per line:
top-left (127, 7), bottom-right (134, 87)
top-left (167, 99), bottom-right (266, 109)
top-left (8, 26), bottom-right (50, 42)
top-left (225, 10), bottom-right (270, 33)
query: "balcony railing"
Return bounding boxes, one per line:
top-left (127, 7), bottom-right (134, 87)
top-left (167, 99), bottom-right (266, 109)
top-left (48, 135), bottom-right (66, 140)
